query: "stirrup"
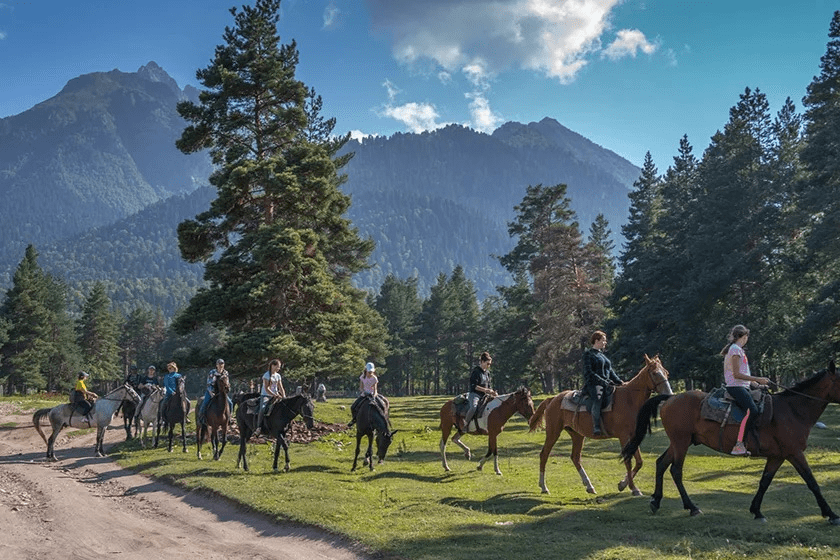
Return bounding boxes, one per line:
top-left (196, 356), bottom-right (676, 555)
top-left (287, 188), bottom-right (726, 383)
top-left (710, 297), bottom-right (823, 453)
top-left (731, 441), bottom-right (750, 456)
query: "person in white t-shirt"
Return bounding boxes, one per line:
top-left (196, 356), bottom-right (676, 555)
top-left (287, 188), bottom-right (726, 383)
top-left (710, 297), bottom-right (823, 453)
top-left (253, 359), bottom-right (286, 439)
top-left (722, 325), bottom-right (769, 456)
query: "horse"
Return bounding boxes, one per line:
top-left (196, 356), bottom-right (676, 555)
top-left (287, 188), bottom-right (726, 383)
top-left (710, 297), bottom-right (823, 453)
top-left (235, 393), bottom-right (315, 472)
top-left (529, 354), bottom-right (673, 496)
top-left (439, 386), bottom-right (535, 475)
top-left (154, 375), bottom-right (190, 453)
top-left (134, 386), bottom-right (164, 448)
top-left (621, 361), bottom-right (840, 524)
top-left (196, 374), bottom-right (231, 461)
top-left (352, 396), bottom-right (398, 472)
top-left (32, 383), bottom-right (141, 460)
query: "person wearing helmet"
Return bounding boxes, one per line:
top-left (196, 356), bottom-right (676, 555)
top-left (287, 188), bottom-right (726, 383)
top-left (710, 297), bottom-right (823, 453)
top-left (73, 371), bottom-right (98, 424)
top-left (347, 362), bottom-right (387, 427)
top-left (134, 364), bottom-right (161, 422)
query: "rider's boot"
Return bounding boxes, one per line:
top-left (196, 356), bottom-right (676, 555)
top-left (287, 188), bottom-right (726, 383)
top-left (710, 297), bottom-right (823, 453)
top-left (591, 400), bottom-right (603, 436)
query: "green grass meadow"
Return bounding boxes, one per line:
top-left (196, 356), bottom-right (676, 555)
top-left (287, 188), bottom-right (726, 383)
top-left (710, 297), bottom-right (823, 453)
top-left (13, 393), bottom-right (840, 559)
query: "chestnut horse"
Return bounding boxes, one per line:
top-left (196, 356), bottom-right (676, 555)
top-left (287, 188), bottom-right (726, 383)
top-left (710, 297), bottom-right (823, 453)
top-left (439, 386), bottom-right (535, 475)
top-left (528, 354), bottom-right (672, 495)
top-left (622, 361), bottom-right (840, 524)
top-left (196, 374), bottom-right (231, 461)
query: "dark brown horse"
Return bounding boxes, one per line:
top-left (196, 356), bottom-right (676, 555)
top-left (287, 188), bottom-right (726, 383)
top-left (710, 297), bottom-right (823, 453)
top-left (352, 396), bottom-right (397, 472)
top-left (155, 375), bottom-right (190, 453)
top-left (621, 361), bottom-right (840, 524)
top-left (528, 354), bottom-right (672, 496)
top-left (196, 374), bottom-right (231, 461)
top-left (235, 393), bottom-right (315, 472)
top-left (439, 386), bottom-right (535, 475)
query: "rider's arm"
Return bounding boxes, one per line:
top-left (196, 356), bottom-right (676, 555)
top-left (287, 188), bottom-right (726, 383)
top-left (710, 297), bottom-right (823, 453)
top-left (731, 355), bottom-right (769, 385)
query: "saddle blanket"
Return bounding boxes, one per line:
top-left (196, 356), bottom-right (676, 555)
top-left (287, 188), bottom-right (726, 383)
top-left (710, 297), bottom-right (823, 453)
top-left (453, 393), bottom-right (504, 432)
top-left (560, 390), bottom-right (614, 413)
top-left (700, 386), bottom-right (771, 425)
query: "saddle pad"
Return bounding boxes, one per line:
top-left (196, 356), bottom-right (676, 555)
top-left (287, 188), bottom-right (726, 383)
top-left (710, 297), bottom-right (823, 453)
top-left (700, 388), bottom-right (772, 425)
top-left (560, 390), bottom-right (613, 413)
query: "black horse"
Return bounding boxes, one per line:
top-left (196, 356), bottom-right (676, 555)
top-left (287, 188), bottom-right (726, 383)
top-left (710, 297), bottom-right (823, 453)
top-left (236, 393), bottom-right (315, 472)
top-left (352, 397), bottom-right (398, 472)
top-left (155, 376), bottom-right (190, 453)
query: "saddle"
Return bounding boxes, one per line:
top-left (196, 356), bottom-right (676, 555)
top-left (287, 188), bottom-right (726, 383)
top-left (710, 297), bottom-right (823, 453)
top-left (700, 386), bottom-right (772, 426)
top-left (560, 387), bottom-right (615, 413)
top-left (453, 393), bottom-right (490, 431)
top-left (243, 396), bottom-right (280, 417)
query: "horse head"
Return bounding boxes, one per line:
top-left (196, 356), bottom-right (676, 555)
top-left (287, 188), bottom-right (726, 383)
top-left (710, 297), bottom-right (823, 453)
top-left (823, 361), bottom-right (840, 403)
top-left (376, 426), bottom-right (398, 463)
top-left (514, 386), bottom-right (535, 420)
top-left (642, 354), bottom-right (673, 395)
top-left (123, 383), bottom-right (141, 404)
top-left (215, 374), bottom-right (231, 395)
top-left (300, 394), bottom-right (316, 430)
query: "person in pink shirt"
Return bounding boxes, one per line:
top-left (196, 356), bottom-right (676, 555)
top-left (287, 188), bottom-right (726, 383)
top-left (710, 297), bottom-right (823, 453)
top-left (722, 325), bottom-right (770, 455)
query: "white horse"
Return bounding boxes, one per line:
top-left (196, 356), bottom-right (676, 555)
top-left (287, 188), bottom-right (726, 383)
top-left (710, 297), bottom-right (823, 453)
top-left (134, 386), bottom-right (165, 448)
top-left (33, 383), bottom-right (140, 460)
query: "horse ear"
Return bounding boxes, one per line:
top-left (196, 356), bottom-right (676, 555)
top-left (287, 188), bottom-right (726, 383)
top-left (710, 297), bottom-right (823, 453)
top-left (644, 354), bottom-right (652, 363)
top-left (830, 360), bottom-right (837, 375)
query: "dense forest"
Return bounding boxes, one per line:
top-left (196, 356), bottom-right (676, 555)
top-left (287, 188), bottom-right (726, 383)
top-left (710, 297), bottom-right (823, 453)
top-left (1, 6), bottom-right (839, 403)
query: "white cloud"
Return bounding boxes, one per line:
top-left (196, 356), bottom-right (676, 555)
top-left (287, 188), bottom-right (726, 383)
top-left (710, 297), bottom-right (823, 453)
top-left (381, 101), bottom-right (447, 133)
top-left (323, 2), bottom-right (341, 29)
top-left (602, 29), bottom-right (658, 60)
top-left (0, 31), bottom-right (6, 40)
top-left (366, 0), bottom-right (624, 82)
top-left (349, 130), bottom-right (375, 141)
top-left (466, 91), bottom-right (503, 133)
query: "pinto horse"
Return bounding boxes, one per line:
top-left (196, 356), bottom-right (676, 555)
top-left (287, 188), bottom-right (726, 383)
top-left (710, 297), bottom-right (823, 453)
top-left (621, 361), bottom-right (840, 524)
top-left (235, 393), bottom-right (315, 472)
top-left (155, 376), bottom-right (190, 453)
top-left (439, 386), bottom-right (535, 475)
top-left (352, 396), bottom-right (398, 472)
top-left (529, 354), bottom-right (672, 496)
top-left (32, 383), bottom-right (141, 460)
top-left (196, 374), bottom-right (231, 461)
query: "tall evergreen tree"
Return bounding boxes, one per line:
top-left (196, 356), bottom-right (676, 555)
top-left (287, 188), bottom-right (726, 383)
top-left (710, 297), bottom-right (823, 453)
top-left (374, 274), bottom-right (422, 395)
top-left (797, 11), bottom-right (840, 360)
top-left (42, 275), bottom-right (81, 391)
top-left (172, 0), bottom-right (384, 381)
top-left (76, 282), bottom-right (121, 381)
top-left (0, 245), bottom-right (52, 392)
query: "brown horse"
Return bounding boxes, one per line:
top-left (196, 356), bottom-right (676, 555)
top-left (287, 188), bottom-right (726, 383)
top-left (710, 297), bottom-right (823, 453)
top-left (621, 361), bottom-right (840, 524)
top-left (529, 354), bottom-right (672, 496)
top-left (439, 386), bottom-right (535, 475)
top-left (196, 374), bottom-right (231, 461)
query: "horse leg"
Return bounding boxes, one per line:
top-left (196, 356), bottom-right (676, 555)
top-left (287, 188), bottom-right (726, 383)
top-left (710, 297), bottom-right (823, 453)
top-left (95, 426), bottom-right (107, 457)
top-left (783, 452), bottom-right (840, 524)
top-left (272, 432), bottom-right (284, 472)
top-left (196, 425), bottom-right (204, 460)
top-left (538, 423), bottom-right (563, 494)
top-left (478, 432), bottom-right (501, 475)
top-left (618, 446), bottom-right (644, 496)
top-left (439, 421), bottom-right (453, 471)
top-left (748, 456), bottom-right (782, 522)
top-left (451, 431), bottom-right (471, 461)
top-left (217, 424), bottom-right (228, 460)
top-left (366, 433), bottom-right (374, 471)
top-left (281, 434), bottom-right (291, 472)
top-left (667, 441), bottom-right (701, 517)
top-left (649, 447), bottom-right (673, 514)
top-left (180, 420), bottom-right (187, 453)
top-left (352, 433), bottom-right (363, 471)
top-left (569, 432), bottom-right (596, 494)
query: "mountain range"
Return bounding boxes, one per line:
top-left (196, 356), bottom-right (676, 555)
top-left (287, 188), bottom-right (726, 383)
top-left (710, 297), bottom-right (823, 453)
top-left (0, 63), bottom-right (638, 315)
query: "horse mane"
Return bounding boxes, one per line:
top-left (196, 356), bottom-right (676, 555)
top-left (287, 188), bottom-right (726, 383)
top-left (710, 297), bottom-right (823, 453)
top-left (780, 368), bottom-right (829, 396)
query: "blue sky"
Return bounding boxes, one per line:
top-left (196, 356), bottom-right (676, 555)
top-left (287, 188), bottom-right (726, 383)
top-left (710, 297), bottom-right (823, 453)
top-left (0, 1), bottom-right (836, 172)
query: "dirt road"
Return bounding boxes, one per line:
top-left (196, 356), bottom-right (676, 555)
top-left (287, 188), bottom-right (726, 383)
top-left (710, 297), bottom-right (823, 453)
top-left (0, 403), bottom-right (373, 560)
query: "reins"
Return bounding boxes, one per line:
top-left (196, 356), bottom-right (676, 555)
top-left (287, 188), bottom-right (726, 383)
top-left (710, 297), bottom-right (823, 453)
top-left (767, 380), bottom-right (830, 403)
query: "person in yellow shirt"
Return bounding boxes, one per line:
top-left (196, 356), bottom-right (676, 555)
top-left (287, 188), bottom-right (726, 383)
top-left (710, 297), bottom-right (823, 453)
top-left (73, 372), bottom-right (98, 422)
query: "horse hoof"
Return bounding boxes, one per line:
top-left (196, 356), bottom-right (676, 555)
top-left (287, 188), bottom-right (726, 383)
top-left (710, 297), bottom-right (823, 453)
top-left (476, 464), bottom-right (483, 471)
top-left (495, 471), bottom-right (502, 476)
top-left (649, 500), bottom-right (659, 514)
top-left (690, 508), bottom-right (703, 517)
top-left (618, 481), bottom-right (628, 492)
top-left (586, 488), bottom-right (597, 495)
top-left (755, 516), bottom-right (768, 523)
top-left (829, 517), bottom-right (840, 526)
top-left (631, 489), bottom-right (644, 497)
top-left (284, 465), bottom-right (290, 473)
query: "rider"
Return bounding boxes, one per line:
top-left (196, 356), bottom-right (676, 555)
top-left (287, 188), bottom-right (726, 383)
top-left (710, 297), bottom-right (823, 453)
top-left (73, 371), bottom-right (98, 424)
top-left (722, 325), bottom-right (770, 456)
top-left (253, 359), bottom-right (286, 439)
top-left (197, 358), bottom-right (233, 425)
top-left (582, 330), bottom-right (623, 436)
top-left (158, 361), bottom-right (182, 422)
top-left (134, 364), bottom-right (160, 422)
top-left (348, 362), bottom-right (388, 428)
top-left (460, 352), bottom-right (497, 434)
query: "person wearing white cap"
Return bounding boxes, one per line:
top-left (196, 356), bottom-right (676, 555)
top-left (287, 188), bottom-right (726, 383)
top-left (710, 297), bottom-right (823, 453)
top-left (348, 362), bottom-right (384, 427)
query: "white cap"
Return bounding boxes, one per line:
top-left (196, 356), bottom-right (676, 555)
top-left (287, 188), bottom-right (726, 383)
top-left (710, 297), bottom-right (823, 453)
top-left (365, 362), bottom-right (376, 373)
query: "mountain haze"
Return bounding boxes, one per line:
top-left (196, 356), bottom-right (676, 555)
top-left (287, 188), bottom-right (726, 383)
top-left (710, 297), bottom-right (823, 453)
top-left (0, 63), bottom-right (638, 313)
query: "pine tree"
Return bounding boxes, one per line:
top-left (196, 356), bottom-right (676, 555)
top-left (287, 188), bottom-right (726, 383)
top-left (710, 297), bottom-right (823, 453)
top-left (76, 282), bottom-right (121, 381)
top-left (374, 275), bottom-right (422, 395)
top-left (42, 275), bottom-right (81, 391)
top-left (0, 245), bottom-right (52, 392)
top-left (172, 0), bottom-right (384, 381)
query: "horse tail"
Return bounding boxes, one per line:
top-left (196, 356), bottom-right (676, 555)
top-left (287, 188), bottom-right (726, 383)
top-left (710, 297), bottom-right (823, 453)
top-left (528, 397), bottom-right (551, 433)
top-left (32, 408), bottom-right (52, 445)
top-left (620, 394), bottom-right (672, 461)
